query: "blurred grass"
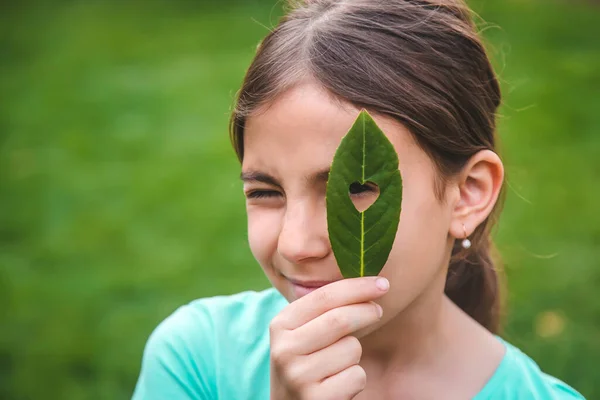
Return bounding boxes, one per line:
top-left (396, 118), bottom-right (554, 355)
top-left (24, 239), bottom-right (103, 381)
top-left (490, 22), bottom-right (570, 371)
top-left (1, 0), bottom-right (599, 399)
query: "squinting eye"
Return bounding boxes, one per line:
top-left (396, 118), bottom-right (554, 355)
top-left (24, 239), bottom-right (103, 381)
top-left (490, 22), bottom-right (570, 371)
top-left (246, 190), bottom-right (281, 199)
top-left (349, 182), bottom-right (376, 195)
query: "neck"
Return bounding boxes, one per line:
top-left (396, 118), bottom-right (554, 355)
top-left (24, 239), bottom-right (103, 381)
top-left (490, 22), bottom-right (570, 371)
top-left (356, 267), bottom-right (506, 399)
top-left (359, 270), bottom-right (455, 371)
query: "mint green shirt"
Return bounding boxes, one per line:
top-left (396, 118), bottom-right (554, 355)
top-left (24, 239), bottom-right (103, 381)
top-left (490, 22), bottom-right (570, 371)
top-left (132, 289), bottom-right (585, 399)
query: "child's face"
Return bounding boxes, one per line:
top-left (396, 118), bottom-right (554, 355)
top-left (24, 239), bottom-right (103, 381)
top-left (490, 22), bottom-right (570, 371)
top-left (242, 83), bottom-right (456, 320)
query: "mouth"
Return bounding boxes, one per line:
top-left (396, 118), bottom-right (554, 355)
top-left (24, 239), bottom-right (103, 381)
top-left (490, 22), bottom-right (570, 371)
top-left (285, 276), bottom-right (340, 298)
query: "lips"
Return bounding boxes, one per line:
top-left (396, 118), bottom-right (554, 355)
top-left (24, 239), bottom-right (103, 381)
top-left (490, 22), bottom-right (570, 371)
top-left (288, 279), bottom-right (336, 288)
top-left (285, 276), bottom-right (340, 298)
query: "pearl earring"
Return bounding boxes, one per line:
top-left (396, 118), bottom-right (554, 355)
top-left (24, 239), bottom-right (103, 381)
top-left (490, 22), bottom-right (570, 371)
top-left (461, 224), bottom-right (472, 249)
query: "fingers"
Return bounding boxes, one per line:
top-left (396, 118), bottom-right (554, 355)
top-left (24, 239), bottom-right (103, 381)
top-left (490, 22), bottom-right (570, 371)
top-left (285, 336), bottom-right (363, 385)
top-left (291, 302), bottom-right (382, 354)
top-left (272, 276), bottom-right (389, 330)
top-left (305, 364), bottom-right (367, 400)
top-left (269, 277), bottom-right (389, 399)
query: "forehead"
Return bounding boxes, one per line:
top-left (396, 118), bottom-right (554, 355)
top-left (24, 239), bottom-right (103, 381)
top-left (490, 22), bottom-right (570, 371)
top-left (244, 84), bottom-right (356, 161)
top-left (242, 83), bottom-right (424, 179)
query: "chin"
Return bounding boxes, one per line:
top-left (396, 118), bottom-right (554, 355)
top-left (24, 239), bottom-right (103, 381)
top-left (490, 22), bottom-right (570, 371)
top-left (266, 274), bottom-right (295, 303)
top-left (278, 288), bottom-right (296, 303)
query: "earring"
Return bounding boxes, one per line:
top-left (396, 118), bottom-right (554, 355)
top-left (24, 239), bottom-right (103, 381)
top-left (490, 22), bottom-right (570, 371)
top-left (461, 224), bottom-right (472, 249)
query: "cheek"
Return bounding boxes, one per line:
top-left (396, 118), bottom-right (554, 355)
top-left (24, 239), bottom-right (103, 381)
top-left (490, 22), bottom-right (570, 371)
top-left (392, 198), bottom-right (450, 270)
top-left (246, 208), bottom-right (281, 269)
top-left (380, 176), bottom-right (453, 305)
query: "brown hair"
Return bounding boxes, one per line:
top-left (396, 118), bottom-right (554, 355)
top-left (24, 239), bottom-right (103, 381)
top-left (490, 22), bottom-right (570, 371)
top-left (230, 0), bottom-right (505, 333)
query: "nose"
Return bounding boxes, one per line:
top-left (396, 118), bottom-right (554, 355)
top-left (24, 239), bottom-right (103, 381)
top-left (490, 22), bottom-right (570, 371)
top-left (277, 198), bottom-right (331, 265)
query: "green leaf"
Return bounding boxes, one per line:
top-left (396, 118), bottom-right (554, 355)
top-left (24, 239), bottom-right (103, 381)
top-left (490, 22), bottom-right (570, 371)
top-left (326, 110), bottom-right (402, 278)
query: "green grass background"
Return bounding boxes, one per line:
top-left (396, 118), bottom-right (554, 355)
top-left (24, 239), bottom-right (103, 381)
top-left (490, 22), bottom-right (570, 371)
top-left (1, 0), bottom-right (598, 398)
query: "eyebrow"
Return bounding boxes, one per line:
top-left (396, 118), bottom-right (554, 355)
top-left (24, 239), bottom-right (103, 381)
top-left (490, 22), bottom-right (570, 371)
top-left (240, 168), bottom-right (331, 187)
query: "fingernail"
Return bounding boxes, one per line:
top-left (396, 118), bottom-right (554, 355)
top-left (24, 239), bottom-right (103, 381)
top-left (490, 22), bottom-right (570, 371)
top-left (375, 277), bottom-right (389, 291)
top-left (375, 304), bottom-right (383, 318)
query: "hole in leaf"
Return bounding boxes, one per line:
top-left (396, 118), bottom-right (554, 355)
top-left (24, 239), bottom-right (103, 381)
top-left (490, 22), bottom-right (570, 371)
top-left (349, 181), bottom-right (380, 212)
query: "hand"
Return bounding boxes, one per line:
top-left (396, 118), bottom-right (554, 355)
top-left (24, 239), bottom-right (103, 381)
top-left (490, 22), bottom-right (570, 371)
top-left (269, 276), bottom-right (389, 400)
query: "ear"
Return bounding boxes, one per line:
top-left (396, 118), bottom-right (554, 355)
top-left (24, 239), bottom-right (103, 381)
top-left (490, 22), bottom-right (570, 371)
top-left (449, 150), bottom-right (504, 239)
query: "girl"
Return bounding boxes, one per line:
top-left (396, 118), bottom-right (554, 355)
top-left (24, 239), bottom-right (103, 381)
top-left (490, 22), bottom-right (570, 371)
top-left (133, 0), bottom-right (585, 399)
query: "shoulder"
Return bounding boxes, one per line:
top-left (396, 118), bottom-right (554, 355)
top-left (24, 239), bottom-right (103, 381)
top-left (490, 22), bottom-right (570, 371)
top-left (476, 337), bottom-right (586, 400)
top-left (132, 288), bottom-right (287, 400)
top-left (188, 288), bottom-right (289, 349)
